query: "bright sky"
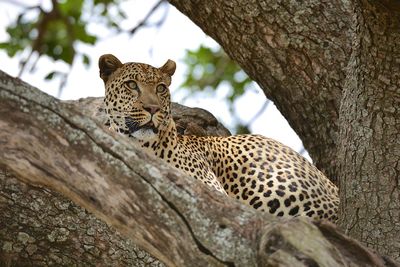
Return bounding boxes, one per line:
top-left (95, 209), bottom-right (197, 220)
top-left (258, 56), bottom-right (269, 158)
top-left (0, 0), bottom-right (309, 158)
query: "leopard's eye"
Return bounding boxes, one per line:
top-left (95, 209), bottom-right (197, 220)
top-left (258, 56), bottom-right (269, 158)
top-left (126, 81), bottom-right (138, 90)
top-left (156, 84), bottom-right (167, 94)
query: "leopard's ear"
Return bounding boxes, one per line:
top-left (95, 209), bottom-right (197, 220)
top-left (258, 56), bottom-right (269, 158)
top-left (99, 54), bottom-right (123, 84)
top-left (159, 59), bottom-right (176, 76)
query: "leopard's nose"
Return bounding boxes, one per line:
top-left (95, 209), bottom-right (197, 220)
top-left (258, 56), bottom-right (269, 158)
top-left (143, 104), bottom-right (160, 115)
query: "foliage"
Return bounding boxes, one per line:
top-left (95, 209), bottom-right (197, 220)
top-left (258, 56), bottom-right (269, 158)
top-left (181, 45), bottom-right (269, 134)
top-left (0, 0), bottom-right (141, 82)
top-left (182, 45), bottom-right (252, 103)
top-left (3, 1), bottom-right (92, 64)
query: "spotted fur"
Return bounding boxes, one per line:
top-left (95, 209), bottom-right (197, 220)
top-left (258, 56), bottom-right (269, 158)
top-left (99, 54), bottom-right (339, 221)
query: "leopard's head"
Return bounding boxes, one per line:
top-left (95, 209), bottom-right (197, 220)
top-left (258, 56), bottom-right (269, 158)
top-left (99, 54), bottom-right (176, 142)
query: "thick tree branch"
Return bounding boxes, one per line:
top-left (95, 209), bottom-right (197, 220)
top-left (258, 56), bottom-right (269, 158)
top-left (0, 97), bottom-right (229, 266)
top-left (0, 169), bottom-right (164, 266)
top-left (168, 0), bottom-right (353, 181)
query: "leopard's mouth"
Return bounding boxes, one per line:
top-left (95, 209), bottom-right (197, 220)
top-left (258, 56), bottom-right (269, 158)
top-left (141, 122), bottom-right (159, 134)
top-left (125, 117), bottom-right (158, 134)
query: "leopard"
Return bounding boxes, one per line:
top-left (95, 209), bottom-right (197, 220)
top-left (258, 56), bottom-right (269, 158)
top-left (98, 54), bottom-right (339, 222)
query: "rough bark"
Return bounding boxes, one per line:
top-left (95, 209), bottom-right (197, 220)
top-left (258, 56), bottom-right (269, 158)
top-left (168, 0), bottom-right (353, 181)
top-left (0, 77), bottom-right (229, 266)
top-left (168, 0), bottom-right (400, 260)
top-left (1, 70), bottom-right (399, 265)
top-left (0, 169), bottom-right (164, 267)
top-left (338, 0), bottom-right (400, 260)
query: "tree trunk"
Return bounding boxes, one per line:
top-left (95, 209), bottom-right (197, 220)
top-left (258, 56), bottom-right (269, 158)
top-left (1, 70), bottom-right (399, 265)
top-left (168, 0), bottom-right (400, 260)
top-left (168, 0), bottom-right (353, 182)
top-left (337, 0), bottom-right (400, 260)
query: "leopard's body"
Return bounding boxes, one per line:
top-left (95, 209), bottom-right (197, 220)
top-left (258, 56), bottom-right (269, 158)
top-left (99, 54), bottom-right (339, 221)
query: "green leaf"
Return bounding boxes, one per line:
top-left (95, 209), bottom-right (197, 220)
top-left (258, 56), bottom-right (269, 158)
top-left (59, 0), bottom-right (84, 18)
top-left (44, 71), bottom-right (58, 80)
top-left (181, 45), bottom-right (252, 103)
top-left (236, 124), bottom-right (251, 134)
top-left (82, 53), bottom-right (90, 66)
top-left (74, 23), bottom-right (97, 44)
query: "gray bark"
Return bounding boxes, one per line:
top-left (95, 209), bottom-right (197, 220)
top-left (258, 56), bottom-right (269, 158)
top-left (337, 0), bottom-right (400, 260)
top-left (0, 169), bottom-right (163, 266)
top-left (168, 0), bottom-right (400, 260)
top-left (0, 68), bottom-right (398, 265)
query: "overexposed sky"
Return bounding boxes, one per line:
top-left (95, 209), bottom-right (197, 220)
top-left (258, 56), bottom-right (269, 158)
top-left (0, 0), bottom-right (309, 157)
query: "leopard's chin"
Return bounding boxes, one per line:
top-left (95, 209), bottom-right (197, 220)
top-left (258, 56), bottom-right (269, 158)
top-left (141, 122), bottom-right (159, 134)
top-left (131, 128), bottom-right (159, 142)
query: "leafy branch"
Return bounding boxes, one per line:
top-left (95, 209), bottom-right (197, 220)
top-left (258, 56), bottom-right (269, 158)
top-left (0, 0), bottom-right (168, 95)
top-left (180, 45), bottom-right (271, 134)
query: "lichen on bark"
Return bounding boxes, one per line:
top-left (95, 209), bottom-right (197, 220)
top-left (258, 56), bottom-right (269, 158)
top-left (0, 168), bottom-right (164, 266)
